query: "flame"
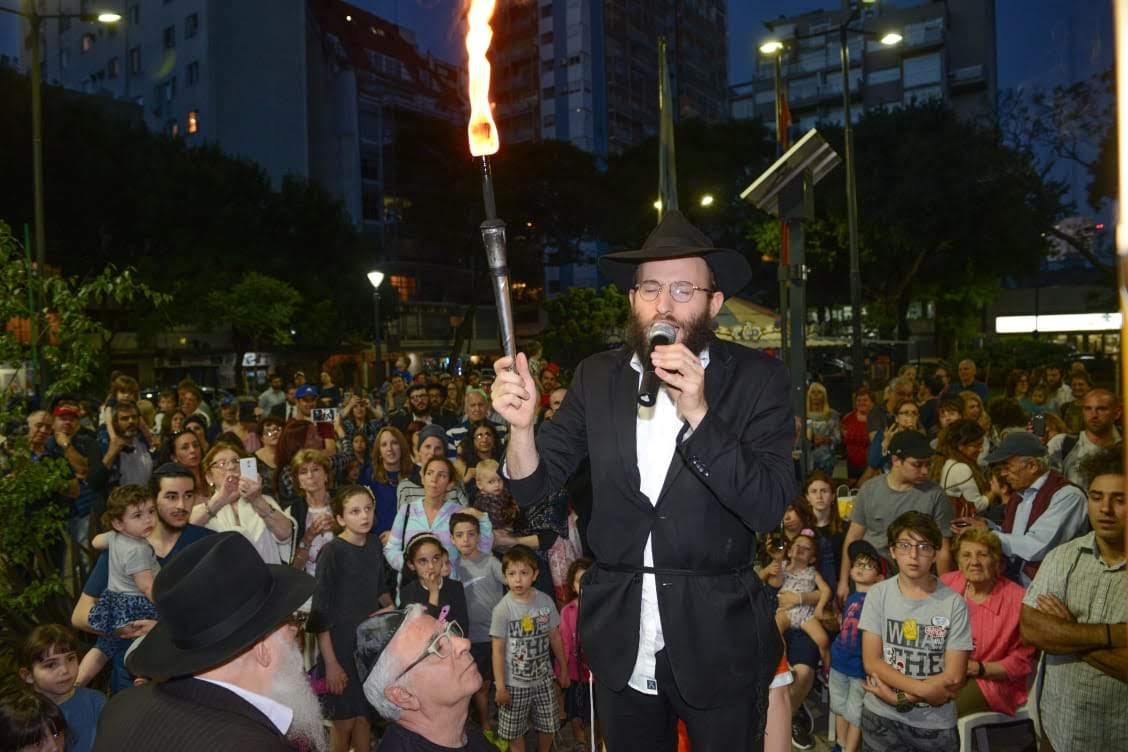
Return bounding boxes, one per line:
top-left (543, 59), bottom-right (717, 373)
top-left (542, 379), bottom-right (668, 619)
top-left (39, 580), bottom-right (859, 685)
top-left (466, 0), bottom-right (499, 156)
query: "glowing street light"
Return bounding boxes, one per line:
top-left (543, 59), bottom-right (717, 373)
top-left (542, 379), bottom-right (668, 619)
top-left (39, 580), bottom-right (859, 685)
top-left (759, 39), bottom-right (784, 56)
top-left (880, 31), bottom-right (903, 46)
top-left (699, 194), bottom-right (715, 207)
top-left (96, 12), bottom-right (122, 23)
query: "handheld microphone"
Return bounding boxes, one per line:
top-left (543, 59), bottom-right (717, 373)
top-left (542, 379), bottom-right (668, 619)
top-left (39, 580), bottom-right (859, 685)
top-left (637, 321), bottom-right (678, 407)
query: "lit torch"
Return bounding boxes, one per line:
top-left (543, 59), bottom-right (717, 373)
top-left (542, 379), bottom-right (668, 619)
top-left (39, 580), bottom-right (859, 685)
top-left (466, 0), bottom-right (516, 366)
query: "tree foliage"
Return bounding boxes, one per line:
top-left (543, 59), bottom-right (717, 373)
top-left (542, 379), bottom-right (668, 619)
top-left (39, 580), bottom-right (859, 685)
top-left (0, 68), bottom-right (369, 346)
top-left (751, 101), bottom-right (1065, 345)
top-left (998, 70), bottom-right (1116, 273)
top-left (0, 220), bottom-right (168, 664)
top-left (205, 272), bottom-right (303, 351)
top-left (540, 285), bottom-right (631, 370)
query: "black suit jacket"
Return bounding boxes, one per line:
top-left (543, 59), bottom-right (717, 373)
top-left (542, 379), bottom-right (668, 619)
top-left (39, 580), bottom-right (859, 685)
top-left (93, 677), bottom-right (295, 751)
top-left (510, 338), bottom-right (794, 708)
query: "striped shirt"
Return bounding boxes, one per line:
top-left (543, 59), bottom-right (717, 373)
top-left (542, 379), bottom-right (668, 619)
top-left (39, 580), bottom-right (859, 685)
top-left (1022, 532), bottom-right (1127, 751)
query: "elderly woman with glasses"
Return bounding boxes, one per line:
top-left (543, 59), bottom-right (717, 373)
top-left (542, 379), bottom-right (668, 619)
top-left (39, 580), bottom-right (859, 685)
top-left (939, 529), bottom-right (1036, 717)
top-left (189, 441), bottom-right (295, 564)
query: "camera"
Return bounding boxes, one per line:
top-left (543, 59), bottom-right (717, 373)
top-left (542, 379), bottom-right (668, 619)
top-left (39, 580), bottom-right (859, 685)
top-left (310, 407), bottom-right (337, 423)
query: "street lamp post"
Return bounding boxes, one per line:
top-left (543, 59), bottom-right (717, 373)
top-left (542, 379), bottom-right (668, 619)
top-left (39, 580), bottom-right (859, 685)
top-left (367, 270), bottom-right (385, 386)
top-left (838, 0), bottom-right (901, 387)
top-left (840, 17), bottom-right (864, 390)
top-left (758, 39), bottom-right (789, 363)
top-left (0, 4), bottom-right (121, 270)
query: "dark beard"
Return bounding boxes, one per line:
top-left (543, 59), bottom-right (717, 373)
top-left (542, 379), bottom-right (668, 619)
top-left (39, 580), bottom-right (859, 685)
top-left (625, 307), bottom-right (716, 363)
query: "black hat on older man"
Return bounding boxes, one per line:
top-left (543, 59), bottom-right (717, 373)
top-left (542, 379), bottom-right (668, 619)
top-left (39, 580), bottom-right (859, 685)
top-left (598, 210), bottom-right (752, 297)
top-left (984, 431), bottom-right (1047, 465)
top-left (126, 532), bottom-right (315, 679)
top-left (888, 430), bottom-right (935, 460)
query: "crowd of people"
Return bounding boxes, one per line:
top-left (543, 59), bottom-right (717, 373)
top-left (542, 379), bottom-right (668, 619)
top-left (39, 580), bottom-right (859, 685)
top-left (2, 356), bottom-right (595, 752)
top-left (3, 346), bottom-right (1126, 752)
top-left (778, 357), bottom-right (1126, 752)
top-left (3, 353), bottom-right (1125, 752)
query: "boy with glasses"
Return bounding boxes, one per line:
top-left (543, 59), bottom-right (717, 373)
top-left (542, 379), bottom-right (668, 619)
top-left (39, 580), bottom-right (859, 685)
top-left (829, 541), bottom-right (885, 752)
top-left (858, 512), bottom-right (972, 751)
top-left (838, 432), bottom-right (954, 603)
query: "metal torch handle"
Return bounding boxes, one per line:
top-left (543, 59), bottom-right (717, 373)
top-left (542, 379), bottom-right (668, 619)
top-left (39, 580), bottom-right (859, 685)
top-left (480, 219), bottom-right (517, 367)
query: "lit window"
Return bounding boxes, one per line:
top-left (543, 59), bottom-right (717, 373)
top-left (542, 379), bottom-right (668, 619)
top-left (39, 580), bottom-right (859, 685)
top-left (81, 33), bottom-right (95, 52)
top-left (168, 120), bottom-right (179, 137)
top-left (389, 275), bottom-right (417, 302)
top-left (187, 110), bottom-right (199, 134)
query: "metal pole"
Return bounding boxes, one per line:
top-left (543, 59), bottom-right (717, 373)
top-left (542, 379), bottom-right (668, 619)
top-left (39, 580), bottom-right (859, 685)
top-left (841, 21), bottom-right (864, 388)
top-left (773, 52), bottom-right (789, 364)
top-left (29, 8), bottom-right (45, 271)
top-left (372, 290), bottom-right (382, 386)
top-left (789, 172), bottom-right (812, 474)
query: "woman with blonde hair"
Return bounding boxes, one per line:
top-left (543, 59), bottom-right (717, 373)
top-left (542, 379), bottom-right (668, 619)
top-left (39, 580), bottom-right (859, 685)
top-left (959, 390), bottom-right (992, 466)
top-left (287, 448), bottom-right (337, 575)
top-left (805, 382), bottom-right (841, 476)
top-left (940, 529), bottom-right (1035, 717)
top-left (930, 419), bottom-right (991, 518)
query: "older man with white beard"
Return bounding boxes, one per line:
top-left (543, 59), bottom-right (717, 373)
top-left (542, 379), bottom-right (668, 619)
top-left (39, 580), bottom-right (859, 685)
top-left (362, 604), bottom-right (495, 751)
top-left (93, 532), bottom-right (326, 752)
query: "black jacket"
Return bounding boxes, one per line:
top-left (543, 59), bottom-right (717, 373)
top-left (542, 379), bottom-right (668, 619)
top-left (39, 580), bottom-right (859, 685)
top-left (93, 677), bottom-right (295, 751)
top-left (510, 338), bottom-right (794, 709)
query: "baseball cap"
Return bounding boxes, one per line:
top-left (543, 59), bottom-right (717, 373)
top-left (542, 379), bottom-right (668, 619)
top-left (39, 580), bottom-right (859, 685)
top-left (294, 385), bottom-right (318, 400)
top-left (53, 405), bottom-right (79, 417)
top-left (984, 431), bottom-right (1046, 465)
top-left (848, 540), bottom-right (882, 565)
top-left (888, 430), bottom-right (934, 460)
top-left (417, 423), bottom-right (447, 446)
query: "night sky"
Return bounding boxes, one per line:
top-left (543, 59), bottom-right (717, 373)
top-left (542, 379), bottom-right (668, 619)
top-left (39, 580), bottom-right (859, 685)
top-left (0, 0), bottom-right (1114, 211)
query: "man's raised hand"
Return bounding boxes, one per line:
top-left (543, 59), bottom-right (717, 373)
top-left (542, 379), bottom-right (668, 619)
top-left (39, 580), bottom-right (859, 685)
top-left (491, 353), bottom-right (538, 431)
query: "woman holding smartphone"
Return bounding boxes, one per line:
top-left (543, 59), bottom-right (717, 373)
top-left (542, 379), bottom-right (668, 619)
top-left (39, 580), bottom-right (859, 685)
top-left (190, 441), bottom-right (296, 563)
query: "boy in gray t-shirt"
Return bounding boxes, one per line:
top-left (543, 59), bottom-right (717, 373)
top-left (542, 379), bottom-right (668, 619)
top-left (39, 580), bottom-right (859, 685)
top-left (858, 511), bottom-right (971, 752)
top-left (490, 546), bottom-right (569, 750)
top-left (450, 513), bottom-right (507, 741)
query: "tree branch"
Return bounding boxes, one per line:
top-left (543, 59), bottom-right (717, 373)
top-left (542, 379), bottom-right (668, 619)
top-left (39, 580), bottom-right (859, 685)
top-left (1046, 225), bottom-right (1114, 274)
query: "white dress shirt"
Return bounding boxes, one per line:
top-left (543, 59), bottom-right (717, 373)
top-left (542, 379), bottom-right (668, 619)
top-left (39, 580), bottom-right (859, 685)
top-left (626, 348), bottom-right (710, 695)
top-left (197, 677), bottom-right (293, 734)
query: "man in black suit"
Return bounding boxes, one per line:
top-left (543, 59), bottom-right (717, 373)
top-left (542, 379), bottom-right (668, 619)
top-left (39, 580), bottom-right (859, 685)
top-left (93, 533), bottom-right (323, 751)
top-left (492, 210), bottom-right (794, 751)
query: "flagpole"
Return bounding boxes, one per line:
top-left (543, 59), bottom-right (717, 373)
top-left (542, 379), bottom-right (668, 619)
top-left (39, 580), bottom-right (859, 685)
top-left (658, 36), bottom-right (679, 221)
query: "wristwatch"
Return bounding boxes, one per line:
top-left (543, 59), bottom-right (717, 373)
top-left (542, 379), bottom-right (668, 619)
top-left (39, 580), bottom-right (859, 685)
top-left (894, 690), bottom-right (914, 713)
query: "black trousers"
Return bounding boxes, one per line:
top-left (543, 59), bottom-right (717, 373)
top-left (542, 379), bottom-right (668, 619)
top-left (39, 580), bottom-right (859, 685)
top-left (595, 649), bottom-right (765, 752)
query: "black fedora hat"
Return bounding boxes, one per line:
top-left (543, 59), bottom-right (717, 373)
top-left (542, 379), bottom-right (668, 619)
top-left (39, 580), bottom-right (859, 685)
top-left (126, 532), bottom-right (315, 679)
top-left (598, 209), bottom-right (752, 297)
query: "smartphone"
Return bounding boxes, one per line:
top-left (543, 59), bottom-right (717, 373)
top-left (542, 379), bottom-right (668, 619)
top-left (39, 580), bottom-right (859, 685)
top-left (885, 411), bottom-right (896, 429)
top-left (238, 457), bottom-right (259, 480)
top-left (310, 407), bottom-right (337, 423)
top-left (1031, 413), bottom-right (1045, 438)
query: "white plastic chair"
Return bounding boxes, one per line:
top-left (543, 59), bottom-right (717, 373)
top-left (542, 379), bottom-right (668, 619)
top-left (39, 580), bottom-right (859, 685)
top-left (956, 654), bottom-right (1043, 752)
